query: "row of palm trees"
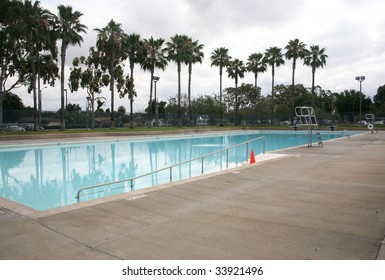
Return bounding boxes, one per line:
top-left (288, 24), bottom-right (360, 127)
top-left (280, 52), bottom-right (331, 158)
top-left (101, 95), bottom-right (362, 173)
top-left (1, 1), bottom-right (328, 130)
top-left (71, 27), bottom-right (327, 128)
top-left (211, 41), bottom-right (327, 126)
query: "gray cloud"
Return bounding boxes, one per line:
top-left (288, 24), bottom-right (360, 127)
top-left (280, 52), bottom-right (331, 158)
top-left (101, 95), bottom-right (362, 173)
top-left (11, 0), bottom-right (385, 111)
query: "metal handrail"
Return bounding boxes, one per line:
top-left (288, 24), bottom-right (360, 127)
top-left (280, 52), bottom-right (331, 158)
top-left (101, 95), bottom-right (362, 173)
top-left (75, 136), bottom-right (265, 201)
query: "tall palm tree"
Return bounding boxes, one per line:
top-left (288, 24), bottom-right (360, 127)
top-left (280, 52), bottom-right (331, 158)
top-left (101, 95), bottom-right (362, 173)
top-left (124, 33), bottom-right (142, 128)
top-left (165, 34), bottom-right (189, 127)
top-left (264, 46), bottom-right (285, 124)
top-left (95, 20), bottom-right (127, 129)
top-left (247, 52), bottom-right (266, 122)
top-left (185, 38), bottom-right (204, 126)
top-left (12, 0), bottom-right (54, 131)
top-left (141, 36), bottom-right (168, 123)
top-left (210, 47), bottom-right (231, 126)
top-left (285, 39), bottom-right (306, 124)
top-left (304, 45), bottom-right (328, 107)
top-left (56, 5), bottom-right (87, 130)
top-left (227, 59), bottom-right (246, 126)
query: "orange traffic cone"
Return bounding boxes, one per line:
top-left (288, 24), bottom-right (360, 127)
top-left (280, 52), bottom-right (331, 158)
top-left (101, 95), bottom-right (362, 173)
top-left (250, 150), bottom-right (256, 164)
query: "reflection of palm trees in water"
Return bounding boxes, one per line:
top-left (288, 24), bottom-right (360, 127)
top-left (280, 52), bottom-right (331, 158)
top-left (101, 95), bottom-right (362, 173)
top-left (0, 150), bottom-right (27, 199)
top-left (61, 147), bottom-right (68, 204)
top-left (118, 142), bottom-right (137, 190)
top-left (0, 149), bottom-right (62, 209)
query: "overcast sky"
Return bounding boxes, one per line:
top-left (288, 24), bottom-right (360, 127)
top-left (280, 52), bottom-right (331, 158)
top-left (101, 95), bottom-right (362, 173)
top-left (13, 0), bottom-right (385, 112)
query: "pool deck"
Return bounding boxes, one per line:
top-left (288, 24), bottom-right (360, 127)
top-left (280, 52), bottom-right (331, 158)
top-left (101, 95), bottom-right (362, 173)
top-left (1, 131), bottom-right (385, 259)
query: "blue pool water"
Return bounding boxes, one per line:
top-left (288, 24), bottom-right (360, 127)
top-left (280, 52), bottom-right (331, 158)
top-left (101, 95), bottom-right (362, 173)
top-left (0, 130), bottom-right (358, 210)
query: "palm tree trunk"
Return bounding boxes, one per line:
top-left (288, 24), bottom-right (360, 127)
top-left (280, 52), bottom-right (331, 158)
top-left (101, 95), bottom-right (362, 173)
top-left (0, 60), bottom-right (5, 125)
top-left (188, 63), bottom-right (192, 126)
top-left (129, 65), bottom-right (134, 129)
top-left (235, 79), bottom-right (238, 126)
top-left (311, 67), bottom-right (316, 108)
top-left (32, 57), bottom-right (38, 131)
top-left (60, 43), bottom-right (66, 130)
top-left (271, 65), bottom-right (275, 124)
top-left (254, 72), bottom-right (258, 126)
top-left (219, 67), bottom-right (223, 126)
top-left (129, 93), bottom-right (134, 129)
top-left (291, 59), bottom-right (296, 125)
top-left (110, 58), bottom-right (115, 129)
top-left (148, 69), bottom-right (154, 124)
top-left (177, 62), bottom-right (181, 127)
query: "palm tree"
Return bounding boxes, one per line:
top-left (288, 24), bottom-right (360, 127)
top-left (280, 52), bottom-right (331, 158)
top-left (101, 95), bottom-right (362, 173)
top-left (247, 53), bottom-right (266, 123)
top-left (285, 39), bottom-right (306, 124)
top-left (95, 20), bottom-right (127, 129)
top-left (304, 45), bottom-right (328, 107)
top-left (264, 46), bottom-right (285, 124)
top-left (210, 47), bottom-right (231, 126)
top-left (56, 5), bottom-right (87, 130)
top-left (185, 38), bottom-right (204, 126)
top-left (165, 34), bottom-right (189, 127)
top-left (13, 0), bottom-right (55, 131)
top-left (141, 36), bottom-right (168, 124)
top-left (227, 59), bottom-right (246, 126)
top-left (124, 33), bottom-right (142, 128)
top-left (247, 53), bottom-right (266, 89)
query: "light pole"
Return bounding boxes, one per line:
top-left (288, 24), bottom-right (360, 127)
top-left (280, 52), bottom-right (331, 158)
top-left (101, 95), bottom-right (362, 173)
top-left (355, 76), bottom-right (365, 124)
top-left (153, 76), bottom-right (160, 126)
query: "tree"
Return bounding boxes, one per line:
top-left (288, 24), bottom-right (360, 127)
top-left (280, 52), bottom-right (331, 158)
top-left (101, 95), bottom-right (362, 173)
top-left (12, 0), bottom-right (56, 131)
top-left (141, 37), bottom-right (168, 125)
top-left (227, 59), bottom-right (246, 126)
top-left (304, 45), bottom-right (328, 107)
top-left (210, 47), bottom-right (231, 126)
top-left (335, 89), bottom-right (372, 123)
top-left (246, 52), bottom-right (266, 122)
top-left (247, 53), bottom-right (266, 90)
top-left (116, 71), bottom-right (135, 126)
top-left (1, 0), bottom-right (26, 125)
top-left (185, 38), bottom-right (204, 126)
top-left (69, 48), bottom-right (109, 129)
top-left (95, 20), bottom-right (127, 129)
top-left (124, 33), bottom-right (142, 128)
top-left (3, 92), bottom-right (25, 110)
top-left (56, 4), bottom-right (87, 130)
top-left (285, 39), bottom-right (306, 124)
top-left (165, 34), bottom-right (189, 127)
top-left (192, 94), bottom-right (220, 116)
top-left (374, 85), bottom-right (385, 107)
top-left (264, 46), bottom-right (285, 123)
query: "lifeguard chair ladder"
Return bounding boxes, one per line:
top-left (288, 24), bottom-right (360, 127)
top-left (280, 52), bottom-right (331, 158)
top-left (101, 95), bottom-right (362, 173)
top-left (295, 106), bottom-right (323, 147)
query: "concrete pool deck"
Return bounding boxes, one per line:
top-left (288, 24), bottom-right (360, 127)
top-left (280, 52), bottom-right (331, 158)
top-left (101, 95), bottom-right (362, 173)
top-left (0, 131), bottom-right (385, 259)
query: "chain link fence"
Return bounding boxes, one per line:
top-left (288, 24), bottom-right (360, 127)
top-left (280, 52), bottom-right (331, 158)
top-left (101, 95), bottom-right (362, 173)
top-left (1, 109), bottom-right (383, 131)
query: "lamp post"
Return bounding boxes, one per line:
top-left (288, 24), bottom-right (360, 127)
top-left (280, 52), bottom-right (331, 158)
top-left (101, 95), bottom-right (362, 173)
top-left (355, 76), bottom-right (365, 125)
top-left (153, 76), bottom-right (160, 126)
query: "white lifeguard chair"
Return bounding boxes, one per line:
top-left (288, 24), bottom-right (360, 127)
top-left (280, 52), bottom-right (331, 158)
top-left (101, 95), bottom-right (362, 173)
top-left (196, 115), bottom-right (208, 133)
top-left (295, 106), bottom-right (323, 147)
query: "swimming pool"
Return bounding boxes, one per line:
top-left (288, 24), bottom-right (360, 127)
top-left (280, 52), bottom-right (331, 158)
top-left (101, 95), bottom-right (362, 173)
top-left (0, 130), bottom-right (358, 210)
